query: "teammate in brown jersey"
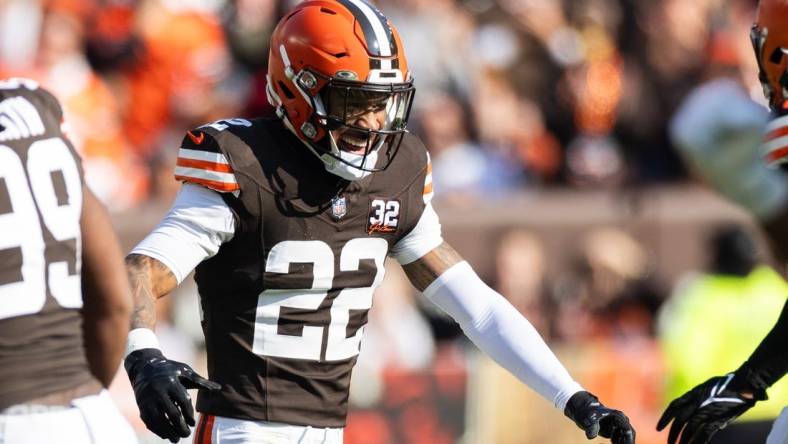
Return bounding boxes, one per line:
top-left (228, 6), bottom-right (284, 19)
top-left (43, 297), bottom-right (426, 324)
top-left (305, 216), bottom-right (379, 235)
top-left (0, 78), bottom-right (137, 443)
top-left (658, 1), bottom-right (788, 443)
top-left (122, 1), bottom-right (636, 443)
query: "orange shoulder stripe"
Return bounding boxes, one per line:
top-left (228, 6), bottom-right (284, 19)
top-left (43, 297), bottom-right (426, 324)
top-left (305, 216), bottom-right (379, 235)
top-left (174, 175), bottom-right (240, 192)
top-left (766, 124), bottom-right (788, 142)
top-left (766, 146), bottom-right (788, 164)
top-left (176, 156), bottom-right (234, 173)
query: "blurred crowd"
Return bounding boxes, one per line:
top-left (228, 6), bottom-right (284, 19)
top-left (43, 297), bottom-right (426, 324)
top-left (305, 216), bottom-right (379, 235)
top-left (3, 0), bottom-right (787, 443)
top-left (0, 0), bottom-right (771, 212)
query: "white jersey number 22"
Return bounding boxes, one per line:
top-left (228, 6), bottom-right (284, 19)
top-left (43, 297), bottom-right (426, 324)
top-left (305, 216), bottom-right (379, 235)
top-left (252, 238), bottom-right (387, 362)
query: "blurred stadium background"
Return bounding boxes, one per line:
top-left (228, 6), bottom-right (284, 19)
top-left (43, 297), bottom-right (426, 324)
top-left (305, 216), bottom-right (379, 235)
top-left (1, 0), bottom-right (786, 442)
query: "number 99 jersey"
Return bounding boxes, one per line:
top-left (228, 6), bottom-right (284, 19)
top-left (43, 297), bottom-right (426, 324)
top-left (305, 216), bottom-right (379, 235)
top-left (176, 118), bottom-right (435, 427)
top-left (0, 78), bottom-right (89, 409)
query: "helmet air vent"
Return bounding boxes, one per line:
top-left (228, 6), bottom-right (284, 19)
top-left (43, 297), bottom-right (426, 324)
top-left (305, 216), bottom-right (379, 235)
top-left (320, 7), bottom-right (337, 15)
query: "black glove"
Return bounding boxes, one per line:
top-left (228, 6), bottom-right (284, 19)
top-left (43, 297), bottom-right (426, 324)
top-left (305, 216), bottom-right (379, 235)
top-left (125, 348), bottom-right (221, 443)
top-left (564, 391), bottom-right (636, 444)
top-left (656, 372), bottom-right (768, 444)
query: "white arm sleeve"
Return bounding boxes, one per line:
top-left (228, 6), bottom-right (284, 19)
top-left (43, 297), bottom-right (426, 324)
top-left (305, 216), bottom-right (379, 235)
top-left (390, 203), bottom-right (444, 265)
top-left (423, 261), bottom-right (584, 411)
top-left (130, 183), bottom-right (236, 283)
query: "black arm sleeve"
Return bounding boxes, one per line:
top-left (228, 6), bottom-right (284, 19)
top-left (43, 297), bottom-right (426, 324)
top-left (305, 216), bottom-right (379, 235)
top-left (738, 299), bottom-right (788, 390)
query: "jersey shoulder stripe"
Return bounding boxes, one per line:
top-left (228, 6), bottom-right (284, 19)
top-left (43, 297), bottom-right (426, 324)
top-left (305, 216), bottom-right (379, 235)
top-left (174, 129), bottom-right (239, 193)
top-left (764, 115), bottom-right (788, 165)
top-left (422, 152), bottom-right (433, 203)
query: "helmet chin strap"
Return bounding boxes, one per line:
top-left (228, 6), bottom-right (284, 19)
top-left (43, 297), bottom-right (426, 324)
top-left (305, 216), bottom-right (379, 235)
top-left (280, 116), bottom-right (382, 181)
top-left (322, 131), bottom-right (382, 181)
top-left (322, 149), bottom-right (379, 181)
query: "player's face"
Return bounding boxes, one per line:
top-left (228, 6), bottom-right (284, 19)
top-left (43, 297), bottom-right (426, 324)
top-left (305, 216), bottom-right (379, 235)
top-left (330, 110), bottom-right (386, 154)
top-left (323, 88), bottom-right (397, 154)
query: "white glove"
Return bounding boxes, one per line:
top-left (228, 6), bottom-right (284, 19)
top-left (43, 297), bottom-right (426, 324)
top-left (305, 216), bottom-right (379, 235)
top-left (670, 78), bottom-right (788, 220)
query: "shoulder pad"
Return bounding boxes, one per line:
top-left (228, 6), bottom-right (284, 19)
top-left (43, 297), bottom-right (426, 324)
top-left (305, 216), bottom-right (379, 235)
top-left (174, 127), bottom-right (240, 193)
top-left (0, 79), bottom-right (64, 141)
top-left (397, 133), bottom-right (433, 203)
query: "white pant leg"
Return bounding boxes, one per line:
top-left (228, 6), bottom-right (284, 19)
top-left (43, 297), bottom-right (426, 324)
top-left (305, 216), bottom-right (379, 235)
top-left (198, 415), bottom-right (343, 444)
top-left (0, 390), bottom-right (137, 444)
top-left (71, 390), bottom-right (138, 444)
top-left (1, 406), bottom-right (91, 444)
top-left (766, 406), bottom-right (788, 444)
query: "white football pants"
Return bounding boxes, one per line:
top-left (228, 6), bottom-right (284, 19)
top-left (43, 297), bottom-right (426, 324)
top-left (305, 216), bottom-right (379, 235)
top-left (194, 415), bottom-right (343, 444)
top-left (767, 406), bottom-right (788, 444)
top-left (0, 390), bottom-right (137, 444)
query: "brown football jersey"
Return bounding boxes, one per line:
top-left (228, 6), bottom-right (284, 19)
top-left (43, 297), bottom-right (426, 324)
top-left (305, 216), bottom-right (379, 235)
top-left (178, 118), bottom-right (431, 427)
top-left (0, 79), bottom-right (91, 409)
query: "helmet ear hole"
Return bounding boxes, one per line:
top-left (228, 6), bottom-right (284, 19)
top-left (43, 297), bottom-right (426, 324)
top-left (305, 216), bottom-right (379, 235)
top-left (770, 47), bottom-right (784, 64)
top-left (278, 81), bottom-right (296, 100)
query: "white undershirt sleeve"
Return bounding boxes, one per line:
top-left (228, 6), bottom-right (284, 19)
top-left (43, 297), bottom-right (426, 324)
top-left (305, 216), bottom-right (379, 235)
top-left (130, 183), bottom-right (236, 283)
top-left (389, 203), bottom-right (443, 265)
top-left (422, 261), bottom-right (584, 411)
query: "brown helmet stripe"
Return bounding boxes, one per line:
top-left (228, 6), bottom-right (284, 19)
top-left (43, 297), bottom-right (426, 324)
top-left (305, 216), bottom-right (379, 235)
top-left (335, 0), bottom-right (396, 58)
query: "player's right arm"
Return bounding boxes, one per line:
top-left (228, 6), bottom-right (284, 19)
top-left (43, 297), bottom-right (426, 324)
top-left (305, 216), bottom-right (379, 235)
top-left (123, 183), bottom-right (232, 443)
top-left (124, 250), bottom-right (219, 443)
top-left (124, 128), bottom-right (237, 443)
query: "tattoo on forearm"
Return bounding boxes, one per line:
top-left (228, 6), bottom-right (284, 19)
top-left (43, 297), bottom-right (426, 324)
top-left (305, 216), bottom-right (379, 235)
top-left (125, 254), bottom-right (174, 330)
top-left (126, 254), bottom-right (156, 330)
top-left (403, 242), bottom-right (463, 291)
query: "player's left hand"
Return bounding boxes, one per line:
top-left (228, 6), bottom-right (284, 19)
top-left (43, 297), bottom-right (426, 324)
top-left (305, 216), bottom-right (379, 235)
top-left (125, 348), bottom-right (221, 443)
top-left (564, 391), bottom-right (636, 444)
top-left (656, 373), bottom-right (767, 444)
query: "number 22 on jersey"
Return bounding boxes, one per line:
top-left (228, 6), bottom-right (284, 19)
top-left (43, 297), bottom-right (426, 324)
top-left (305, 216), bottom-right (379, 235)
top-left (0, 138), bottom-right (82, 319)
top-left (253, 238), bottom-right (388, 362)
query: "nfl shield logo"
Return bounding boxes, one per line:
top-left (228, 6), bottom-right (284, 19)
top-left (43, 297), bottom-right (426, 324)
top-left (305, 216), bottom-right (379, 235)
top-left (331, 196), bottom-right (347, 220)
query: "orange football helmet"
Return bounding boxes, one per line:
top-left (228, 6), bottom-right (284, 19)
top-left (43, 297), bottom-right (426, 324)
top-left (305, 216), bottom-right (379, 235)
top-left (266, 0), bottom-right (414, 178)
top-left (752, 0), bottom-right (788, 112)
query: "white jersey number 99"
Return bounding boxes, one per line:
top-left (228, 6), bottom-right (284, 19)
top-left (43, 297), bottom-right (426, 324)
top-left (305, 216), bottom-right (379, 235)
top-left (0, 138), bottom-right (82, 319)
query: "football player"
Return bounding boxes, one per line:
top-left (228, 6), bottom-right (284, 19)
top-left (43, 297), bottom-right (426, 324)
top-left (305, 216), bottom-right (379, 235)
top-left (122, 1), bottom-right (636, 443)
top-left (659, 1), bottom-right (788, 443)
top-left (0, 78), bottom-right (137, 443)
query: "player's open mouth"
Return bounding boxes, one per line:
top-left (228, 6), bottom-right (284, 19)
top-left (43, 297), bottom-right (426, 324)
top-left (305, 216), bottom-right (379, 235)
top-left (338, 133), bottom-right (371, 154)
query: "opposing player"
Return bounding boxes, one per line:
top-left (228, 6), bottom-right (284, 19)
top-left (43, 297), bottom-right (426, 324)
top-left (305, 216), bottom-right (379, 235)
top-left (0, 78), bottom-right (137, 443)
top-left (659, 1), bottom-right (788, 443)
top-left (122, 1), bottom-right (636, 443)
